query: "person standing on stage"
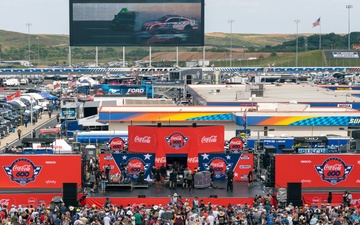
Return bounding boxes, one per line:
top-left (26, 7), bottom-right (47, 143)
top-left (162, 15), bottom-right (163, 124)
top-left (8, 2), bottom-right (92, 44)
top-left (209, 165), bottom-right (214, 187)
top-left (226, 169), bottom-right (234, 192)
top-left (120, 162), bottom-right (126, 183)
top-left (159, 163), bottom-right (166, 185)
top-left (170, 168), bottom-right (178, 190)
top-left (105, 164), bottom-right (111, 182)
top-left (248, 169), bottom-right (254, 188)
top-left (155, 168), bottom-right (161, 188)
top-left (183, 167), bottom-right (191, 189)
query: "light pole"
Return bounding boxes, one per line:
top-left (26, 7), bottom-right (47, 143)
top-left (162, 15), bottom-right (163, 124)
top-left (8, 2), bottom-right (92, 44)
top-left (294, 19), bottom-right (300, 67)
top-left (37, 36), bottom-right (40, 66)
top-left (25, 23), bottom-right (32, 66)
top-left (228, 19), bottom-right (235, 67)
top-left (346, 5), bottom-right (353, 50)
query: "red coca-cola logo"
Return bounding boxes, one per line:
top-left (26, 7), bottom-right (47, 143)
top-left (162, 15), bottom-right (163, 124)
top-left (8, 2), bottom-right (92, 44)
top-left (228, 137), bottom-right (244, 151)
top-left (155, 157), bottom-right (166, 164)
top-left (315, 157), bottom-right (353, 185)
top-left (134, 136), bottom-right (152, 143)
top-left (3, 158), bottom-right (42, 185)
top-left (209, 158), bottom-right (227, 178)
top-left (165, 132), bottom-right (188, 149)
top-left (127, 159), bottom-right (145, 176)
top-left (109, 137), bottom-right (125, 152)
top-left (201, 136), bottom-right (218, 143)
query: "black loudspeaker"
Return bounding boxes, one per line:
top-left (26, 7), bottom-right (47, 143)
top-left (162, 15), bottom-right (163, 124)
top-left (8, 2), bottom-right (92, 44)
top-left (138, 195), bottom-right (146, 198)
top-left (287, 182), bottom-right (302, 200)
top-left (192, 123), bottom-right (197, 127)
top-left (351, 130), bottom-right (360, 139)
top-left (287, 199), bottom-right (303, 207)
top-left (210, 195), bottom-right (218, 198)
top-left (157, 123), bottom-right (161, 127)
top-left (63, 183), bottom-right (78, 207)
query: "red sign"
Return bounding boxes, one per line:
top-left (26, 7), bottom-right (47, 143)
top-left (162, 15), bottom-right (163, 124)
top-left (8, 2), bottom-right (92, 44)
top-left (0, 155), bottom-right (82, 189)
top-left (0, 193), bottom-right (61, 207)
top-left (128, 125), bottom-right (224, 154)
top-left (6, 91), bottom-right (21, 102)
top-left (275, 154), bottom-right (360, 188)
top-left (109, 137), bottom-right (125, 152)
top-left (228, 137), bottom-right (244, 151)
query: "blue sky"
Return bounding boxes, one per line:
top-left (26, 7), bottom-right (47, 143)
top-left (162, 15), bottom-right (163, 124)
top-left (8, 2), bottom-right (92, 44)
top-left (1, 0), bottom-right (358, 35)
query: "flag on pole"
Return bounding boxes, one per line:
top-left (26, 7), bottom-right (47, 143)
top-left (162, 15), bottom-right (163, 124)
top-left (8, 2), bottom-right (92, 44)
top-left (312, 17), bottom-right (320, 28)
top-left (242, 109), bottom-right (247, 121)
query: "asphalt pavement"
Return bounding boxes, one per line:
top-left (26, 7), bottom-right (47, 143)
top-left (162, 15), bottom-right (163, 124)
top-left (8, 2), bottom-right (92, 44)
top-left (0, 111), bottom-right (58, 152)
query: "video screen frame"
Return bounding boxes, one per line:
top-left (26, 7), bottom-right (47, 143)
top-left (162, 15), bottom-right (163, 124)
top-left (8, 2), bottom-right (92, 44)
top-left (69, 0), bottom-right (204, 46)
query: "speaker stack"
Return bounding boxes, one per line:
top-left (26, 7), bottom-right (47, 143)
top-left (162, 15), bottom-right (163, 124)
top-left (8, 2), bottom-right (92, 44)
top-left (63, 183), bottom-right (78, 207)
top-left (287, 182), bottom-right (303, 207)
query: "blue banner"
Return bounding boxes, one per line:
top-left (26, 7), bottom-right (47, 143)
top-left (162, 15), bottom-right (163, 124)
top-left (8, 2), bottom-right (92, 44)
top-left (112, 153), bottom-right (155, 181)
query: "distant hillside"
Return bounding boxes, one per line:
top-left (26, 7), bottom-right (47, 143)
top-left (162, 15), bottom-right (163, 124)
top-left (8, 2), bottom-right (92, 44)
top-left (0, 30), bottom-right (68, 49)
top-left (0, 29), bottom-right (307, 50)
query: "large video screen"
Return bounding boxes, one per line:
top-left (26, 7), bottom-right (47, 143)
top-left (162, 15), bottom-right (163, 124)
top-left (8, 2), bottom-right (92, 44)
top-left (70, 0), bottom-right (204, 46)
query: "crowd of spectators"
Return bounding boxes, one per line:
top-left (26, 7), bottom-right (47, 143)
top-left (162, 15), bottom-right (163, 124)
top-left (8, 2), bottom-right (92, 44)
top-left (1, 193), bottom-right (359, 225)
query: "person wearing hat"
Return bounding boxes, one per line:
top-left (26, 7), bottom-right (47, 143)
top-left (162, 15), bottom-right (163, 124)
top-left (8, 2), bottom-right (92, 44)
top-left (218, 210), bottom-right (226, 225)
top-left (171, 193), bottom-right (179, 205)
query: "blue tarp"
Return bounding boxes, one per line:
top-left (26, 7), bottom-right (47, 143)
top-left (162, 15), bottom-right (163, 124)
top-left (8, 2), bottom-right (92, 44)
top-left (40, 92), bottom-right (58, 100)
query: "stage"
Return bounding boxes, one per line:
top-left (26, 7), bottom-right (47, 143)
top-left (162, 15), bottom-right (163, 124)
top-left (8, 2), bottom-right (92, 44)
top-left (84, 181), bottom-right (264, 207)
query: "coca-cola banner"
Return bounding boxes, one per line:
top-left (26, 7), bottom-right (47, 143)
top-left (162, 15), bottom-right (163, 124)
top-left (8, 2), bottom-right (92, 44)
top-left (128, 125), bottom-right (224, 154)
top-left (275, 154), bottom-right (360, 188)
top-left (0, 155), bottom-right (82, 189)
top-left (100, 153), bottom-right (155, 181)
top-left (128, 126), bottom-right (158, 152)
top-left (0, 193), bottom-right (62, 207)
top-left (109, 137), bottom-right (125, 152)
top-left (228, 137), bottom-right (244, 151)
top-left (198, 153), bottom-right (253, 182)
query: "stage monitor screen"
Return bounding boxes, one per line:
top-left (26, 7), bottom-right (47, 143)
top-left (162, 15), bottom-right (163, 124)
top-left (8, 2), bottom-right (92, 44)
top-left (69, 0), bottom-right (204, 46)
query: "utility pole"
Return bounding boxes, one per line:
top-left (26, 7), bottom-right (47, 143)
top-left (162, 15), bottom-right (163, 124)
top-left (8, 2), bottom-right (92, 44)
top-left (228, 19), bottom-right (235, 67)
top-left (294, 19), bottom-right (300, 67)
top-left (25, 23), bottom-right (32, 66)
top-left (346, 5), bottom-right (353, 50)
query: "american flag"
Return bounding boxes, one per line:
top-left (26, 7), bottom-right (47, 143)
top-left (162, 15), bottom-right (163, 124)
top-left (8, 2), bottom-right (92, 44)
top-left (242, 109), bottom-right (247, 121)
top-left (69, 77), bottom-right (77, 87)
top-left (312, 17), bottom-right (320, 28)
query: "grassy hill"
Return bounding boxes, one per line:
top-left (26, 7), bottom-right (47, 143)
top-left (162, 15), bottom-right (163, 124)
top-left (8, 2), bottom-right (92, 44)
top-left (0, 29), bottom-right (302, 49)
top-left (2, 29), bottom-right (359, 67)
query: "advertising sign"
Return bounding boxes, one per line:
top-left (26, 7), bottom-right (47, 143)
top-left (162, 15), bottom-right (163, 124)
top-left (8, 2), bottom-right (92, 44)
top-left (275, 154), bottom-right (360, 188)
top-left (100, 153), bottom-right (154, 181)
top-left (94, 85), bottom-right (148, 96)
top-left (0, 155), bottom-right (82, 189)
top-left (198, 153), bottom-right (253, 182)
top-left (228, 137), bottom-right (244, 151)
top-left (128, 125), bottom-right (224, 154)
top-left (0, 193), bottom-right (62, 207)
top-left (109, 137), bottom-right (126, 152)
top-left (70, 0), bottom-right (204, 46)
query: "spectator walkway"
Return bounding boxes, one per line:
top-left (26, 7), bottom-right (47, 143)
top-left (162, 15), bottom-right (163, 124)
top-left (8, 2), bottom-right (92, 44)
top-left (0, 112), bottom-right (58, 152)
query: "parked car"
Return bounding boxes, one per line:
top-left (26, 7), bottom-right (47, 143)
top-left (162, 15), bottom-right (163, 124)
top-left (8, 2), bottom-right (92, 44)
top-left (4, 78), bottom-right (20, 86)
top-left (142, 15), bottom-right (199, 32)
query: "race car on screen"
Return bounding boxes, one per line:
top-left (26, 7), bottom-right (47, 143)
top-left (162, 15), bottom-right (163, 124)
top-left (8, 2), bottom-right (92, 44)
top-left (141, 15), bottom-right (199, 32)
top-left (135, 27), bottom-right (189, 45)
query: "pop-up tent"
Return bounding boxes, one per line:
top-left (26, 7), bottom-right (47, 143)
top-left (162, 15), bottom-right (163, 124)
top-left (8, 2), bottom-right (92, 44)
top-left (40, 92), bottom-right (58, 100)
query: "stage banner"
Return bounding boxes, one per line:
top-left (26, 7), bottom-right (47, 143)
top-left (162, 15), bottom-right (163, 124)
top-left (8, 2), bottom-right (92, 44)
top-left (128, 126), bottom-right (158, 153)
top-left (128, 126), bottom-right (224, 154)
top-left (198, 153), bottom-right (253, 182)
top-left (109, 137), bottom-right (126, 152)
top-left (228, 137), bottom-right (244, 151)
top-left (302, 193), bottom-right (360, 206)
top-left (100, 153), bottom-right (155, 181)
top-left (0, 193), bottom-right (62, 207)
top-left (275, 154), bottom-right (360, 188)
top-left (0, 155), bottom-right (82, 189)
